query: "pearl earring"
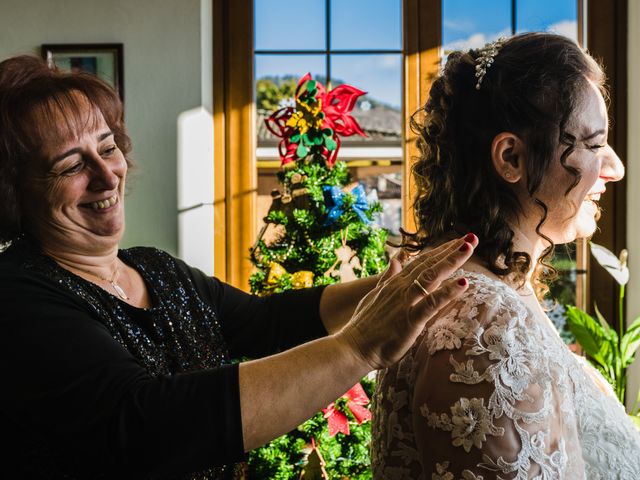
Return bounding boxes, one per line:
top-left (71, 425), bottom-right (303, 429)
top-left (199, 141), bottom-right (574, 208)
top-left (505, 172), bottom-right (512, 179)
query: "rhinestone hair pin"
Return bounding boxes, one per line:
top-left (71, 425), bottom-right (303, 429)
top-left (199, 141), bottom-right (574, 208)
top-left (475, 37), bottom-right (507, 90)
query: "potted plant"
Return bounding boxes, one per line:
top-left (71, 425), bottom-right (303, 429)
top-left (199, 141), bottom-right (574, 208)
top-left (566, 242), bottom-right (640, 428)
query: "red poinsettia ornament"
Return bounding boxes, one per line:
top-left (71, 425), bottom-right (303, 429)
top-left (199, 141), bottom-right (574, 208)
top-left (264, 73), bottom-right (367, 167)
top-left (322, 382), bottom-right (372, 436)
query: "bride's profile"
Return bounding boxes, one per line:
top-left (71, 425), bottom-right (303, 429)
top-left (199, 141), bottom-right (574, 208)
top-left (372, 32), bottom-right (640, 479)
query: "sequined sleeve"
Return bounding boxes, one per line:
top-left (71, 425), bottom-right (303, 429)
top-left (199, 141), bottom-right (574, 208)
top-left (0, 269), bottom-right (244, 475)
top-left (178, 259), bottom-right (328, 358)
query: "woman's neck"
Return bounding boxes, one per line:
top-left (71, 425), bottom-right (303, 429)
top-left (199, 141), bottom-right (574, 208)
top-left (41, 244), bottom-right (120, 279)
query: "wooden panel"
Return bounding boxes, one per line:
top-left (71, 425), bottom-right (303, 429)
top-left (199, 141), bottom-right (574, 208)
top-left (586, 0), bottom-right (628, 322)
top-left (402, 0), bottom-right (442, 232)
top-left (213, 0), bottom-right (255, 290)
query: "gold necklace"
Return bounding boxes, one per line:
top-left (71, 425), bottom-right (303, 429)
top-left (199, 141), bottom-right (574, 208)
top-left (75, 263), bottom-right (130, 301)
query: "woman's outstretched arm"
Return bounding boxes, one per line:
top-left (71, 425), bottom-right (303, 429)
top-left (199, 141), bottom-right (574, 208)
top-left (240, 236), bottom-right (475, 451)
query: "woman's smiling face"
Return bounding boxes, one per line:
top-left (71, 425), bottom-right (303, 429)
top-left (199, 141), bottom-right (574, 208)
top-left (530, 79), bottom-right (624, 244)
top-left (22, 94), bottom-right (128, 254)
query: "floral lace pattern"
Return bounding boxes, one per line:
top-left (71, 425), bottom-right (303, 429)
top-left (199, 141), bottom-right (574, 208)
top-left (372, 271), bottom-right (640, 479)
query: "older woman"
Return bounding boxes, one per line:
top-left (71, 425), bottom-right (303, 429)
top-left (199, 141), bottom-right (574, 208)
top-left (0, 55), bottom-right (475, 479)
top-left (372, 33), bottom-right (640, 479)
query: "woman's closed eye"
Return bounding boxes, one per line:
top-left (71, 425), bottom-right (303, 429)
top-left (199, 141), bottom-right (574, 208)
top-left (101, 145), bottom-right (118, 157)
top-left (61, 161), bottom-right (85, 176)
top-left (587, 143), bottom-right (606, 151)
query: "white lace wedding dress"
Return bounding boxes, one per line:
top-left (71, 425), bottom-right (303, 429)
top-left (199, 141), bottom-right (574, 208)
top-left (372, 270), bottom-right (640, 479)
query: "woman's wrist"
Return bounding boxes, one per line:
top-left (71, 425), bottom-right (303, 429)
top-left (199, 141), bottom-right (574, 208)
top-left (331, 329), bottom-right (375, 375)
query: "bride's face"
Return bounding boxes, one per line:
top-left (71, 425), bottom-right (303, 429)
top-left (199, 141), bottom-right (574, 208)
top-left (529, 80), bottom-right (624, 244)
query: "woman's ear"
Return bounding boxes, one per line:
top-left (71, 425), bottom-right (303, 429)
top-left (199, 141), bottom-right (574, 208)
top-left (491, 132), bottom-right (525, 183)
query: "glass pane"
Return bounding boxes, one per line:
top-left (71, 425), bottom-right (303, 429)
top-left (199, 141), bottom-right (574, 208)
top-left (330, 54), bottom-right (402, 143)
top-left (516, 0), bottom-right (578, 40)
top-left (255, 0), bottom-right (325, 51)
top-left (354, 165), bottom-right (403, 242)
top-left (548, 244), bottom-right (578, 345)
top-left (330, 54), bottom-right (403, 241)
top-left (255, 54), bottom-right (326, 113)
top-left (443, 0), bottom-right (511, 53)
top-left (331, 0), bottom-right (402, 50)
top-left (255, 55), bottom-right (327, 239)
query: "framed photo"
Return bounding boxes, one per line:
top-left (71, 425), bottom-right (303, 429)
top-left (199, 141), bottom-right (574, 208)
top-left (41, 43), bottom-right (124, 101)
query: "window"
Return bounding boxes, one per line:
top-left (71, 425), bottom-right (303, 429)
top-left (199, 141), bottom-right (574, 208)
top-left (254, 0), bottom-right (404, 242)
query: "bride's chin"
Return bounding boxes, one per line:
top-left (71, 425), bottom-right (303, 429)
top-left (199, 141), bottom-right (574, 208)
top-left (573, 211), bottom-right (599, 240)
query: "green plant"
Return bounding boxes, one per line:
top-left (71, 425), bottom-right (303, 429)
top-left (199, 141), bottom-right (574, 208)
top-left (566, 243), bottom-right (640, 421)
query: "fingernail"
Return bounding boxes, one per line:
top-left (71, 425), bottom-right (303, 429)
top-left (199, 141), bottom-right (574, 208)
top-left (458, 278), bottom-right (468, 287)
top-left (464, 233), bottom-right (476, 243)
top-left (459, 242), bottom-right (470, 252)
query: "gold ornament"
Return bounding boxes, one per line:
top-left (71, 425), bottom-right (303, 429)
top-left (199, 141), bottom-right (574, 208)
top-left (292, 270), bottom-right (314, 289)
top-left (267, 262), bottom-right (287, 285)
top-left (291, 172), bottom-right (303, 184)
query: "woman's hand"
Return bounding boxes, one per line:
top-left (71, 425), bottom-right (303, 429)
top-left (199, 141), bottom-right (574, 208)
top-left (239, 234), bottom-right (477, 450)
top-left (335, 234), bottom-right (477, 370)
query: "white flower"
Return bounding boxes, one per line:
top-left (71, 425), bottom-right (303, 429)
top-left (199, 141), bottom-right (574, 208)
top-left (480, 324), bottom-right (532, 393)
top-left (461, 471), bottom-right (484, 480)
top-left (450, 397), bottom-right (502, 452)
top-left (590, 242), bottom-right (629, 285)
top-left (450, 357), bottom-right (483, 384)
top-left (432, 461), bottom-right (454, 480)
top-left (428, 319), bottom-right (468, 354)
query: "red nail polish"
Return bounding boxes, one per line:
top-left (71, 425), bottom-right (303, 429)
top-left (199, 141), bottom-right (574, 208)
top-left (464, 233), bottom-right (476, 243)
top-left (459, 242), bottom-right (470, 252)
top-left (458, 278), bottom-right (468, 287)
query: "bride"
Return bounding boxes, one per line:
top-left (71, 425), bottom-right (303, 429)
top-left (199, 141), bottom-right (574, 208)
top-left (372, 33), bottom-right (640, 479)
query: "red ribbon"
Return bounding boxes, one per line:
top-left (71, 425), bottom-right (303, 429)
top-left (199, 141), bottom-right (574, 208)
top-left (264, 73), bottom-right (366, 167)
top-left (322, 383), bottom-right (372, 437)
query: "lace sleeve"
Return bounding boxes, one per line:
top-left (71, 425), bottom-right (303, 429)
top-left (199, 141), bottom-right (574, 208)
top-left (410, 282), bottom-right (582, 479)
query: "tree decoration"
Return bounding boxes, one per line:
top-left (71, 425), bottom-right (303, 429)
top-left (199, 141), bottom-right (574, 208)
top-left (248, 73), bottom-right (388, 478)
top-left (322, 383), bottom-right (373, 437)
top-left (324, 228), bottom-right (361, 283)
top-left (265, 72), bottom-right (366, 167)
top-left (323, 184), bottom-right (372, 226)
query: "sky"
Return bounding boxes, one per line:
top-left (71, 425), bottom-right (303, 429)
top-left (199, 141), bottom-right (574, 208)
top-left (255, 0), bottom-right (578, 107)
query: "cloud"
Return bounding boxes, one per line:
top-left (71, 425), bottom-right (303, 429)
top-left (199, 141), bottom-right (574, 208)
top-left (546, 20), bottom-right (578, 41)
top-left (442, 19), bottom-right (578, 54)
top-left (443, 28), bottom-right (511, 53)
top-left (443, 18), bottom-right (476, 33)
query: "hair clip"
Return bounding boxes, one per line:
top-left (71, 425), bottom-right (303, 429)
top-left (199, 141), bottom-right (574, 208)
top-left (475, 37), bottom-right (507, 90)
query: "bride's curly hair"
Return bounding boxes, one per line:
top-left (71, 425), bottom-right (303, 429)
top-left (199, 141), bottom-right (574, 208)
top-left (405, 32), bottom-right (605, 297)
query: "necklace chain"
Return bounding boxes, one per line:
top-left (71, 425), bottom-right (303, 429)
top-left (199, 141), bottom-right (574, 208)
top-left (74, 262), bottom-right (130, 301)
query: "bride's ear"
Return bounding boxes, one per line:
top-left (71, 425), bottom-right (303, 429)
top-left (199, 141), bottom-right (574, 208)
top-left (491, 132), bottom-right (525, 183)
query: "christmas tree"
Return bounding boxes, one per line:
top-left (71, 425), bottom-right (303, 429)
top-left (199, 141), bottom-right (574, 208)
top-left (247, 74), bottom-right (389, 478)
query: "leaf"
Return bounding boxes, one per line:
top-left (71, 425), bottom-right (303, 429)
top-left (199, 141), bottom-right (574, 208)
top-left (621, 317), bottom-right (640, 367)
top-left (594, 303), bottom-right (611, 331)
top-left (594, 303), bottom-right (619, 344)
top-left (566, 306), bottom-right (614, 368)
top-left (296, 144), bottom-right (309, 158)
top-left (324, 137), bottom-right (337, 151)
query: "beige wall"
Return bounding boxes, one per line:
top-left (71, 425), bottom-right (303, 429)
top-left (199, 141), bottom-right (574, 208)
top-left (0, 0), bottom-right (206, 255)
top-left (627, 0), bottom-right (640, 410)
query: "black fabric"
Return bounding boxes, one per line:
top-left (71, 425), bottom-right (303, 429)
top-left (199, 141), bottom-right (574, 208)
top-left (0, 240), bottom-right (327, 479)
top-left (175, 259), bottom-right (328, 358)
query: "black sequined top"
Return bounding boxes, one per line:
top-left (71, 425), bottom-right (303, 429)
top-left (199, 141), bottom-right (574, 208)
top-left (0, 239), bottom-right (327, 479)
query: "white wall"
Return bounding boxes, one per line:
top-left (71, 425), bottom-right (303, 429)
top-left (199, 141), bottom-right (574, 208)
top-left (627, 0), bottom-right (640, 410)
top-left (0, 0), bottom-right (207, 255)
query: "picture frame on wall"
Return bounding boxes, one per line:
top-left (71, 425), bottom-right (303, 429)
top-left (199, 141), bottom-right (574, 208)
top-left (41, 43), bottom-right (124, 101)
